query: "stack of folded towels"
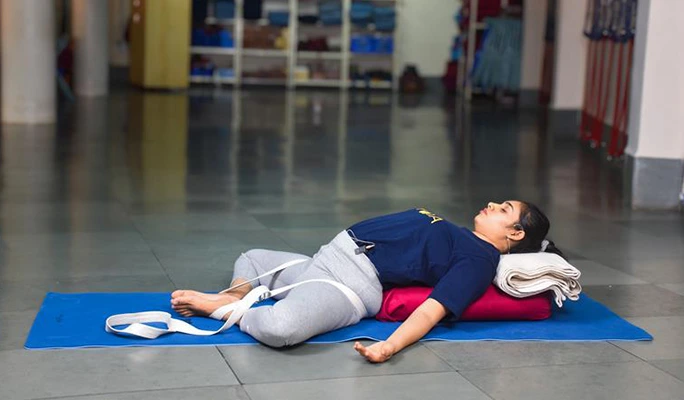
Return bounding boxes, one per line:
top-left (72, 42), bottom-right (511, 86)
top-left (350, 2), bottom-right (374, 25)
top-left (373, 6), bottom-right (395, 32)
top-left (319, 1), bottom-right (343, 25)
top-left (495, 252), bottom-right (582, 307)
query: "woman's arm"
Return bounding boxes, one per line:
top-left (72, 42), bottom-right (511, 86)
top-left (354, 298), bottom-right (448, 363)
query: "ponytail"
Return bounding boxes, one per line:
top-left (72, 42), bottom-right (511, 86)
top-left (541, 239), bottom-right (566, 260)
top-left (509, 202), bottom-right (566, 260)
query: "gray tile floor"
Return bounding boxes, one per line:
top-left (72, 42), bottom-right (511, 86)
top-left (0, 89), bottom-right (682, 399)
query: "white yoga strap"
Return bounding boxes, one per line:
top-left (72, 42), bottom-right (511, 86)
top-left (105, 258), bottom-right (367, 340)
top-left (218, 258), bottom-right (308, 294)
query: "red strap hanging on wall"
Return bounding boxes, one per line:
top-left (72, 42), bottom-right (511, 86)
top-left (605, 0), bottom-right (634, 159)
top-left (607, 40), bottom-right (626, 158)
top-left (610, 39), bottom-right (634, 157)
top-left (580, 40), bottom-right (598, 141)
top-left (589, 38), bottom-right (615, 148)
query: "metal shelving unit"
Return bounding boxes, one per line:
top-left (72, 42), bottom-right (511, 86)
top-left (296, 79), bottom-right (346, 88)
top-left (297, 51), bottom-right (344, 60)
top-left (241, 77), bottom-right (288, 85)
top-left (352, 80), bottom-right (392, 89)
top-left (189, 75), bottom-right (236, 83)
top-left (457, 0), bottom-right (482, 100)
top-left (456, 0), bottom-right (518, 100)
top-left (190, 0), bottom-right (399, 90)
top-left (242, 49), bottom-right (289, 57)
top-left (191, 46), bottom-right (236, 56)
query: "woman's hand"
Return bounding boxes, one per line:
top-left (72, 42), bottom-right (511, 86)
top-left (354, 341), bottom-right (397, 363)
top-left (354, 299), bottom-right (447, 364)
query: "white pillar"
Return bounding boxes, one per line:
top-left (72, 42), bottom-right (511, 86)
top-left (624, 0), bottom-right (684, 209)
top-left (1, 0), bottom-right (56, 124)
top-left (550, 0), bottom-right (588, 110)
top-left (72, 0), bottom-right (109, 96)
top-left (108, 0), bottom-right (130, 67)
top-left (520, 0), bottom-right (548, 106)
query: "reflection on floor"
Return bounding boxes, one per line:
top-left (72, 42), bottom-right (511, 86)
top-left (1, 89), bottom-right (683, 400)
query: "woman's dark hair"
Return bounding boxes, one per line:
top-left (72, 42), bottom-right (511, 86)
top-left (509, 202), bottom-right (565, 259)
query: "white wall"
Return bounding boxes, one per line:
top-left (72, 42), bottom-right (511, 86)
top-left (397, 0), bottom-right (459, 77)
top-left (521, 0), bottom-right (547, 90)
top-left (625, 0), bottom-right (684, 160)
top-left (550, 0), bottom-right (587, 109)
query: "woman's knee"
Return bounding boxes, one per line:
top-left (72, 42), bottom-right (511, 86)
top-left (233, 249), bottom-right (268, 272)
top-left (238, 249), bottom-right (267, 264)
top-left (240, 308), bottom-right (305, 348)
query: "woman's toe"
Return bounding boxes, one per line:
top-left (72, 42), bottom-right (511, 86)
top-left (171, 290), bottom-right (192, 299)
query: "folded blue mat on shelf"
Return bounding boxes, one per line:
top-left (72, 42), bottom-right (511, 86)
top-left (214, 0), bottom-right (235, 19)
top-left (351, 2), bottom-right (374, 24)
top-left (268, 11), bottom-right (289, 27)
top-left (319, 0), bottom-right (342, 14)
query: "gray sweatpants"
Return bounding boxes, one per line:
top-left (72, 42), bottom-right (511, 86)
top-left (234, 231), bottom-right (383, 347)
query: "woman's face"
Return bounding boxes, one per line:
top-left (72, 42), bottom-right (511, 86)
top-left (474, 200), bottom-right (526, 241)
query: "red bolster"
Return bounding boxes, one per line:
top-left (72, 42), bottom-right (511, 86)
top-left (376, 284), bottom-right (552, 322)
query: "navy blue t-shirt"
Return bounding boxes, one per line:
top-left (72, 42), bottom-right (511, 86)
top-left (348, 208), bottom-right (500, 318)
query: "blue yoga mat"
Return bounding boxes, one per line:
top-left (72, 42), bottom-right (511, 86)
top-left (24, 292), bottom-right (652, 349)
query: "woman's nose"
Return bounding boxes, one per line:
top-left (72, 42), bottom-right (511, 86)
top-left (487, 202), bottom-right (495, 210)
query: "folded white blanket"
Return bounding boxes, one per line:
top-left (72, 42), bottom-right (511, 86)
top-left (494, 252), bottom-right (582, 307)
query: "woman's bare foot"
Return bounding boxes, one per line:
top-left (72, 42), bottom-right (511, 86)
top-left (171, 290), bottom-right (227, 302)
top-left (171, 292), bottom-right (242, 318)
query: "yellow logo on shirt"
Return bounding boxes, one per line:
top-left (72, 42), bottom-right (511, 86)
top-left (417, 208), bottom-right (443, 224)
